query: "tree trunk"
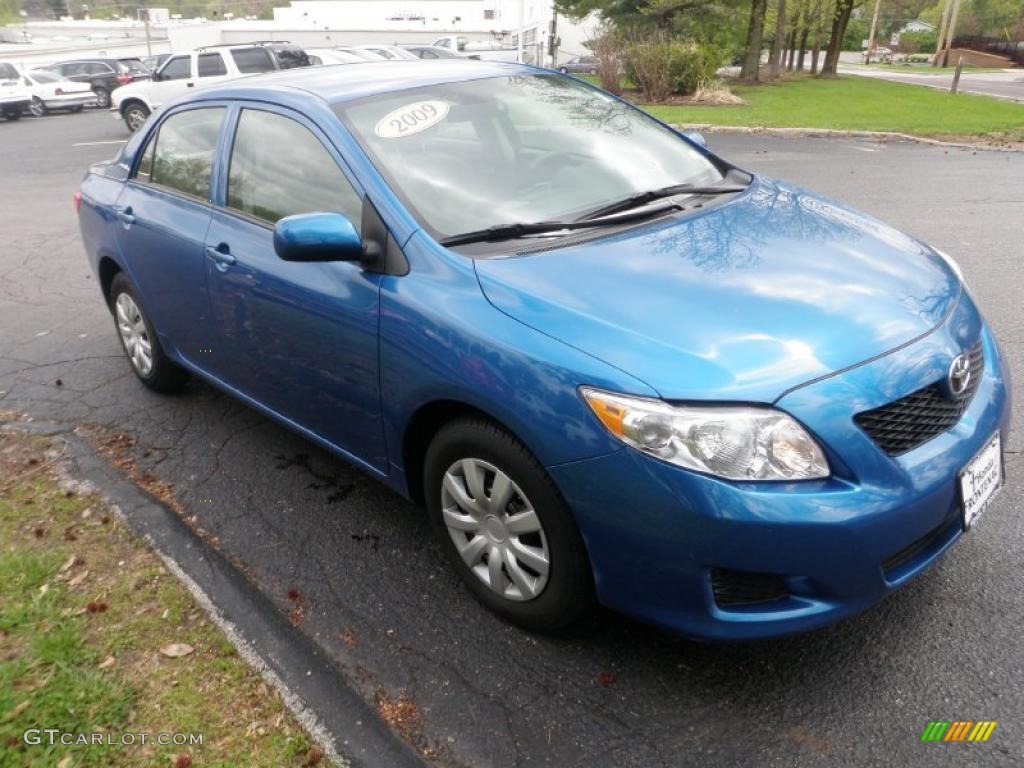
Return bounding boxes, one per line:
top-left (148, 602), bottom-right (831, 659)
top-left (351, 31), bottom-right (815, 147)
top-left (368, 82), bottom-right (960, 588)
top-left (797, 28), bottom-right (810, 71)
top-left (786, 29), bottom-right (798, 70)
top-left (741, 0), bottom-right (770, 81)
top-left (820, 0), bottom-right (854, 77)
top-left (769, 0), bottom-right (788, 79)
top-left (810, 38), bottom-right (821, 74)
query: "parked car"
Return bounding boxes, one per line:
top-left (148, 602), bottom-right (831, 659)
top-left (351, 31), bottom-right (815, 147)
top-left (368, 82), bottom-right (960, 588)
top-left (401, 45), bottom-right (462, 60)
top-left (557, 55), bottom-right (598, 75)
top-left (76, 61), bottom-right (1009, 640)
top-left (112, 42), bottom-right (312, 132)
top-left (43, 57), bottom-right (148, 108)
top-left (353, 44), bottom-right (419, 61)
top-left (306, 48), bottom-right (368, 66)
top-left (23, 69), bottom-right (95, 115)
top-left (333, 46), bottom-right (387, 61)
top-left (431, 35), bottom-right (519, 62)
top-left (0, 61), bottom-right (30, 120)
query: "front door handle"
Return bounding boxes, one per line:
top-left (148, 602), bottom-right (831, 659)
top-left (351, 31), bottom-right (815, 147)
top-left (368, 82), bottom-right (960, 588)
top-left (186, 81), bottom-right (194, 88)
top-left (206, 244), bottom-right (236, 269)
top-left (114, 205), bottom-right (134, 227)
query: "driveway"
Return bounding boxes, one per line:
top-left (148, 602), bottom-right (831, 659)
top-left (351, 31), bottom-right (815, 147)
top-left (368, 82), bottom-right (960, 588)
top-left (2, 110), bottom-right (1022, 767)
top-left (838, 64), bottom-right (1024, 102)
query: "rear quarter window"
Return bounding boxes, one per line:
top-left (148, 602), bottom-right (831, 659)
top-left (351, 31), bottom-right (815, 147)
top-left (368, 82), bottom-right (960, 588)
top-left (231, 48), bottom-right (275, 74)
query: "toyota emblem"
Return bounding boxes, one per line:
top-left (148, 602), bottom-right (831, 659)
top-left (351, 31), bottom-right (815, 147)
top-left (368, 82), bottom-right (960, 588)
top-left (947, 353), bottom-right (972, 398)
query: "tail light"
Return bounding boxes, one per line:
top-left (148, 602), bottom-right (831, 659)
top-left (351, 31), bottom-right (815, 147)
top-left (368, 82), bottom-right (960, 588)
top-left (55, 87), bottom-right (65, 95)
top-left (115, 74), bottom-right (133, 84)
top-left (73, 191), bottom-right (82, 213)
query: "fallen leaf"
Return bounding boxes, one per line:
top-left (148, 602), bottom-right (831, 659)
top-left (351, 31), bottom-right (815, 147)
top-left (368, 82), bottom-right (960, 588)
top-left (68, 570), bottom-right (89, 587)
top-left (99, 655), bottom-right (116, 669)
top-left (175, 756), bottom-right (192, 768)
top-left (160, 643), bottom-right (195, 658)
top-left (57, 757), bottom-right (73, 768)
top-left (304, 746), bottom-right (324, 767)
top-left (38, 584), bottom-right (48, 597)
top-left (12, 700), bottom-right (31, 717)
top-left (59, 555), bottom-right (78, 573)
top-left (595, 671), bottom-right (615, 688)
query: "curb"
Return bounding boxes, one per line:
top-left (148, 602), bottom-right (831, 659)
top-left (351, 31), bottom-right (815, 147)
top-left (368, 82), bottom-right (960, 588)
top-left (673, 124), bottom-right (1024, 152)
top-left (2, 419), bottom-right (425, 768)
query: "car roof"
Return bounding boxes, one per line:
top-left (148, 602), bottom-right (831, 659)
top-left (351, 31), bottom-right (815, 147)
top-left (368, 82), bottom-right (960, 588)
top-left (186, 59), bottom-right (539, 105)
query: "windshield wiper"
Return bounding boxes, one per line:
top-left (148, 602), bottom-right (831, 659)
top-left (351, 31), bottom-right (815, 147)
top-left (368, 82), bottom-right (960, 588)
top-left (575, 182), bottom-right (748, 222)
top-left (439, 199), bottom-right (683, 247)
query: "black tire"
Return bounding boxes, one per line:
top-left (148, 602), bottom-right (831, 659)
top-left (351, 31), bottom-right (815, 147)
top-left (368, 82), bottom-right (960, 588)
top-left (29, 97), bottom-right (47, 117)
top-left (108, 273), bottom-right (189, 393)
top-left (70, 105), bottom-right (83, 113)
top-left (122, 102), bottom-right (149, 132)
top-left (558, 66), bottom-right (569, 73)
top-left (93, 87), bottom-right (110, 108)
top-left (424, 418), bottom-right (594, 631)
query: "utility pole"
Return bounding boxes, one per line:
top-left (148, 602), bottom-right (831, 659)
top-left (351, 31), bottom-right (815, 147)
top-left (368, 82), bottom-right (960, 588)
top-left (941, 0), bottom-right (962, 67)
top-left (864, 0), bottom-right (882, 64)
top-left (933, 0), bottom-right (952, 66)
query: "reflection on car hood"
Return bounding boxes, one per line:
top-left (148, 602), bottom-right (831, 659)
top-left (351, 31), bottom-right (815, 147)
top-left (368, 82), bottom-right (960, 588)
top-left (474, 177), bottom-right (960, 402)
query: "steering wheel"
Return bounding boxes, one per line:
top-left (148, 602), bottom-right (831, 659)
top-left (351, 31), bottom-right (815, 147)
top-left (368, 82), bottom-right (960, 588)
top-left (517, 151), bottom-right (585, 196)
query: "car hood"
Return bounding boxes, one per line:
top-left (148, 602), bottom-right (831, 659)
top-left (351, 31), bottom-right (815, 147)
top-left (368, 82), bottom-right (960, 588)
top-left (474, 178), bottom-right (960, 402)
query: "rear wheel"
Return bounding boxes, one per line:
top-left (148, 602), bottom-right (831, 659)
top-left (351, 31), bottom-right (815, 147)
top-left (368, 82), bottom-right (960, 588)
top-left (109, 273), bottom-right (189, 393)
top-left (28, 97), bottom-right (47, 117)
top-left (70, 105), bottom-right (83, 113)
top-left (122, 102), bottom-right (149, 132)
top-left (424, 418), bottom-right (594, 631)
top-left (93, 87), bottom-right (110, 108)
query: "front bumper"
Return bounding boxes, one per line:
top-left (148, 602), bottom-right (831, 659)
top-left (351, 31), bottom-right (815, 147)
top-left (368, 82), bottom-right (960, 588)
top-left (550, 305), bottom-right (1011, 640)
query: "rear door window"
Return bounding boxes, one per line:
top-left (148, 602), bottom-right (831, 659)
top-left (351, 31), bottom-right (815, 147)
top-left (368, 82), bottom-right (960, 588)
top-left (197, 53), bottom-right (227, 77)
top-left (143, 108), bottom-right (225, 199)
top-left (230, 48), bottom-right (275, 74)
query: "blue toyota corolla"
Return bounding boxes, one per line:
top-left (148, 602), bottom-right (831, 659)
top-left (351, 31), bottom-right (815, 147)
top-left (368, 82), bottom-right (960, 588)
top-left (77, 61), bottom-right (1010, 640)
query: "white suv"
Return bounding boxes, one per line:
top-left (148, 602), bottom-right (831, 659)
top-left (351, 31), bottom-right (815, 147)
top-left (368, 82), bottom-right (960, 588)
top-left (0, 61), bottom-right (31, 120)
top-left (112, 43), bottom-right (311, 132)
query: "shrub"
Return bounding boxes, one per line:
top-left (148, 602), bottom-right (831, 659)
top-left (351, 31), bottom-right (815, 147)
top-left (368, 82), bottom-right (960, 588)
top-left (622, 30), bottom-right (724, 102)
top-left (589, 24), bottom-right (623, 95)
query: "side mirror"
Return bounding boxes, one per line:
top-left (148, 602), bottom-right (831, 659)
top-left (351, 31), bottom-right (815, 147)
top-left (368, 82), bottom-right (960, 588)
top-left (682, 131), bottom-right (707, 148)
top-left (273, 212), bottom-right (363, 262)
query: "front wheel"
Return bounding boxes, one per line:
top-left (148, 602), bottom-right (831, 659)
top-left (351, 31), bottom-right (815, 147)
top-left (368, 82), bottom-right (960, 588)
top-left (109, 273), bottom-right (189, 393)
top-left (424, 418), bottom-right (594, 631)
top-left (123, 102), bottom-right (149, 132)
top-left (28, 97), bottom-right (47, 117)
top-left (93, 87), bottom-right (110, 108)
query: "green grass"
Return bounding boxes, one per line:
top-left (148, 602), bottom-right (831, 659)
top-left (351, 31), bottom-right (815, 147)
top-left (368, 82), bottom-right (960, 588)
top-left (0, 432), bottom-right (322, 767)
top-left (640, 74), bottom-right (1024, 139)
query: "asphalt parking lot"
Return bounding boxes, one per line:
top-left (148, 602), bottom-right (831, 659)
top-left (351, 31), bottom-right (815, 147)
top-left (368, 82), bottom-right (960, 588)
top-left (2, 109), bottom-right (1022, 767)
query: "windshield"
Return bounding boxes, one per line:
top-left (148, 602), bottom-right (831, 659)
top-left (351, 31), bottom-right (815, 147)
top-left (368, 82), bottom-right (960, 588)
top-left (336, 74), bottom-right (721, 238)
top-left (0, 63), bottom-right (18, 80)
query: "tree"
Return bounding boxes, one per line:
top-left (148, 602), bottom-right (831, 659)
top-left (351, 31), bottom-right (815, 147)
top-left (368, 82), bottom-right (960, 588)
top-left (769, 0), bottom-right (788, 77)
top-left (820, 0), bottom-right (861, 76)
top-left (740, 0), bottom-right (770, 80)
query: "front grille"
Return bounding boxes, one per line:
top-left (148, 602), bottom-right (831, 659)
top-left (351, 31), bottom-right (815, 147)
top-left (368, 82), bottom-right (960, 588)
top-left (854, 340), bottom-right (983, 456)
top-left (710, 568), bottom-right (789, 607)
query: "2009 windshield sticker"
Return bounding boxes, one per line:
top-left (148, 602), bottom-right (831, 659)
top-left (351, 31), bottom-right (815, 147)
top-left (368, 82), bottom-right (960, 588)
top-left (374, 100), bottom-right (449, 138)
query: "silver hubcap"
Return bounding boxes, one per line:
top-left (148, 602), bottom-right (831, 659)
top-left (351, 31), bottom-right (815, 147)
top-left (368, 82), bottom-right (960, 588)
top-left (442, 458), bottom-right (550, 601)
top-left (115, 293), bottom-right (153, 376)
top-left (30, 98), bottom-right (44, 116)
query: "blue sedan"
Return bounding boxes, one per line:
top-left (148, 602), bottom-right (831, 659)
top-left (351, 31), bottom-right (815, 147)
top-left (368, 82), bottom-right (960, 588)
top-left (76, 61), bottom-right (1011, 639)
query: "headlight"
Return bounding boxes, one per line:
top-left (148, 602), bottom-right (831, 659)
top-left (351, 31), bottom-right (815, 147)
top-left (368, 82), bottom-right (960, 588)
top-left (581, 388), bottom-right (830, 481)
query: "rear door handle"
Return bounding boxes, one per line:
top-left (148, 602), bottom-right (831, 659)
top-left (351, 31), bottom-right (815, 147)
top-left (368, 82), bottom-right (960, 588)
top-left (206, 244), bottom-right (236, 268)
top-left (114, 205), bottom-right (134, 227)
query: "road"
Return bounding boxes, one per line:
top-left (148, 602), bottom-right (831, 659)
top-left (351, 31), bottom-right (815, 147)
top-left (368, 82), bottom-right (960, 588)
top-left (2, 110), bottom-right (1022, 767)
top-left (838, 65), bottom-right (1024, 102)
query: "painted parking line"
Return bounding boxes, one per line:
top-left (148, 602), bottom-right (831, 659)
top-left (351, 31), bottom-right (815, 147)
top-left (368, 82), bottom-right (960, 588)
top-left (73, 139), bottom-right (127, 147)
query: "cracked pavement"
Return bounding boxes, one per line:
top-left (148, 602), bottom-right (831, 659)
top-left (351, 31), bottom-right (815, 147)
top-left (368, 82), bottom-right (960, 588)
top-left (1, 110), bottom-right (1022, 767)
